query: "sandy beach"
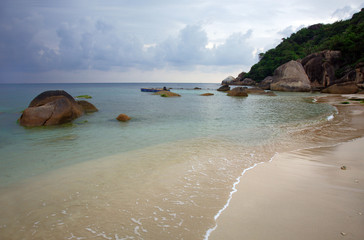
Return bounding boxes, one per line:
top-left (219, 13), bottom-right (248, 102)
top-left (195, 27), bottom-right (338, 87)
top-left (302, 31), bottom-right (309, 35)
top-left (209, 95), bottom-right (364, 240)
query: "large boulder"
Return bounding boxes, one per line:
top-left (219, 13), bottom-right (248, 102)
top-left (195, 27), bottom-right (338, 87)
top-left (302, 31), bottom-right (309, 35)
top-left (271, 60), bottom-right (311, 92)
top-left (217, 84), bottom-right (230, 91)
top-left (227, 87), bottom-right (248, 97)
top-left (221, 76), bottom-right (236, 85)
top-left (321, 82), bottom-right (359, 94)
top-left (301, 50), bottom-right (342, 88)
top-left (258, 76), bottom-right (273, 90)
top-left (20, 90), bottom-right (84, 127)
top-left (235, 72), bottom-right (247, 81)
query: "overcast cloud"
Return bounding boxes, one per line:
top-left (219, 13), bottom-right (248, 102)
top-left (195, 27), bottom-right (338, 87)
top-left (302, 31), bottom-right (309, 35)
top-left (0, 0), bottom-right (363, 83)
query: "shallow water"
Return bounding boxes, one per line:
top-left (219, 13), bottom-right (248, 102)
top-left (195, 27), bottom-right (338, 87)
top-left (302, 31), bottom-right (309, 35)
top-left (0, 83), bottom-right (345, 239)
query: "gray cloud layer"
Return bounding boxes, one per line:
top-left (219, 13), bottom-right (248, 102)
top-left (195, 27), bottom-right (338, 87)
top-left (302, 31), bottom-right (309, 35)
top-left (0, 0), bottom-right (363, 81)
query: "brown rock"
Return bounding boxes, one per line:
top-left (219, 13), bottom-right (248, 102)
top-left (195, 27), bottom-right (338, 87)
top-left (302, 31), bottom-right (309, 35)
top-left (258, 76), bottom-right (273, 90)
top-left (241, 78), bottom-right (256, 86)
top-left (200, 93), bottom-right (214, 96)
top-left (28, 90), bottom-right (77, 107)
top-left (77, 100), bottom-right (98, 113)
top-left (116, 114), bottom-right (131, 122)
top-left (235, 72), bottom-right (247, 81)
top-left (20, 90), bottom-right (83, 127)
top-left (321, 82), bottom-right (359, 94)
top-left (227, 87), bottom-right (248, 97)
top-left (217, 85), bottom-right (230, 91)
top-left (271, 60), bottom-right (311, 92)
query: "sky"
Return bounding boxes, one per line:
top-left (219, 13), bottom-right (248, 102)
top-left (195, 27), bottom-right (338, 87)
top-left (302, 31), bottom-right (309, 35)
top-left (0, 0), bottom-right (363, 83)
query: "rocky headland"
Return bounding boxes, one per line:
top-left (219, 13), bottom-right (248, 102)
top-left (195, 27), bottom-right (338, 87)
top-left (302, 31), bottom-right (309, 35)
top-left (221, 50), bottom-right (364, 93)
top-left (221, 9), bottom-right (364, 94)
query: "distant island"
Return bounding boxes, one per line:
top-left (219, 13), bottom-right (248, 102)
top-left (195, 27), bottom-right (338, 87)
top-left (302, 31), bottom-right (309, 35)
top-left (222, 8), bottom-right (364, 93)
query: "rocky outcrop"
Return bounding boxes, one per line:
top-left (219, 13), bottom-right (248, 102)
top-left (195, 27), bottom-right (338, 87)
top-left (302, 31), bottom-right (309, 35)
top-left (20, 90), bottom-right (84, 127)
top-left (200, 93), bottom-right (214, 96)
top-left (116, 114), bottom-right (131, 122)
top-left (221, 76), bottom-right (236, 85)
top-left (217, 85), bottom-right (230, 91)
top-left (301, 50), bottom-right (342, 88)
top-left (77, 100), bottom-right (98, 113)
top-left (321, 82), bottom-right (359, 94)
top-left (241, 78), bottom-right (256, 86)
top-left (258, 76), bottom-right (273, 90)
top-left (271, 60), bottom-right (311, 92)
top-left (227, 87), bottom-right (248, 97)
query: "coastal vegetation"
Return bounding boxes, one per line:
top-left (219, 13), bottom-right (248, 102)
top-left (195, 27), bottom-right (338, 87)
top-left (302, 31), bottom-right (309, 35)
top-left (245, 9), bottom-right (364, 81)
top-left (75, 95), bottom-right (92, 99)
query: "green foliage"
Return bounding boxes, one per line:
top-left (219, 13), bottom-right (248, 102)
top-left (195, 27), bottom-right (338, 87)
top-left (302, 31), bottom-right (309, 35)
top-left (341, 101), bottom-right (350, 104)
top-left (246, 9), bottom-right (364, 81)
top-left (75, 95), bottom-right (92, 99)
top-left (160, 94), bottom-right (168, 97)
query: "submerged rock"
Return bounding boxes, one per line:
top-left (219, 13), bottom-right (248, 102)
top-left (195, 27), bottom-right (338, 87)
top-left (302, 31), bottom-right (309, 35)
top-left (200, 93), bottom-right (214, 96)
top-left (271, 60), bottom-right (311, 92)
top-left (153, 90), bottom-right (181, 97)
top-left (116, 114), bottom-right (131, 122)
top-left (77, 100), bottom-right (98, 113)
top-left (20, 90), bottom-right (84, 127)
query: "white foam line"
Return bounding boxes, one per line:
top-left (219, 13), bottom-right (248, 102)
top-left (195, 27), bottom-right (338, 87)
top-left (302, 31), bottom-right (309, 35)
top-left (204, 153), bottom-right (278, 240)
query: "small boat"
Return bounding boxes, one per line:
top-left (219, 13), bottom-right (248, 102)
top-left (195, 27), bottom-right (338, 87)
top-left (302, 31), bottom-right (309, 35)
top-left (140, 88), bottom-right (169, 92)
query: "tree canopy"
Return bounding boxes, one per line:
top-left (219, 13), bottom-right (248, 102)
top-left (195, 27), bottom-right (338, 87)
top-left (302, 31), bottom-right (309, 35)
top-left (245, 9), bottom-right (364, 82)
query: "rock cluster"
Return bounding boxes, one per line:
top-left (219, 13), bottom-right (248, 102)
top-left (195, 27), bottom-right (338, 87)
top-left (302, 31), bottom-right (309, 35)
top-left (221, 50), bottom-right (364, 93)
top-left (20, 90), bottom-right (86, 127)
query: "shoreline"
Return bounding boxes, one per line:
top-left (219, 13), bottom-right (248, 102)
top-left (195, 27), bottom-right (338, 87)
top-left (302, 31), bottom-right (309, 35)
top-left (208, 94), bottom-right (364, 240)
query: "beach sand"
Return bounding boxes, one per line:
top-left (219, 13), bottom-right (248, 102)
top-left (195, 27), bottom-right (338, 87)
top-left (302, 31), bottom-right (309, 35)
top-left (209, 95), bottom-right (364, 240)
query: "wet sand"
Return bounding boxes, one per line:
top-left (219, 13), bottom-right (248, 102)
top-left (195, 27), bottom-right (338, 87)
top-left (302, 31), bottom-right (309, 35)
top-left (209, 95), bottom-right (364, 240)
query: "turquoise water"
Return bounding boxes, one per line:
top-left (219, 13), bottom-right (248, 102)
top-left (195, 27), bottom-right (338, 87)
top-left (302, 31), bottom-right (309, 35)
top-left (0, 83), bottom-right (333, 186)
top-left (0, 83), bottom-right (337, 239)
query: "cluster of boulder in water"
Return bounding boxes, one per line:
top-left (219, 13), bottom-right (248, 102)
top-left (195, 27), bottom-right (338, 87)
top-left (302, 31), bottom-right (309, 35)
top-left (19, 50), bottom-right (364, 127)
top-left (19, 90), bottom-right (131, 127)
top-left (220, 50), bottom-right (364, 94)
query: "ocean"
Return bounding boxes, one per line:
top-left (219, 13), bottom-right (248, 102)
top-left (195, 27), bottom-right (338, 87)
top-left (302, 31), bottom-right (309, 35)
top-left (0, 83), bottom-right (341, 239)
